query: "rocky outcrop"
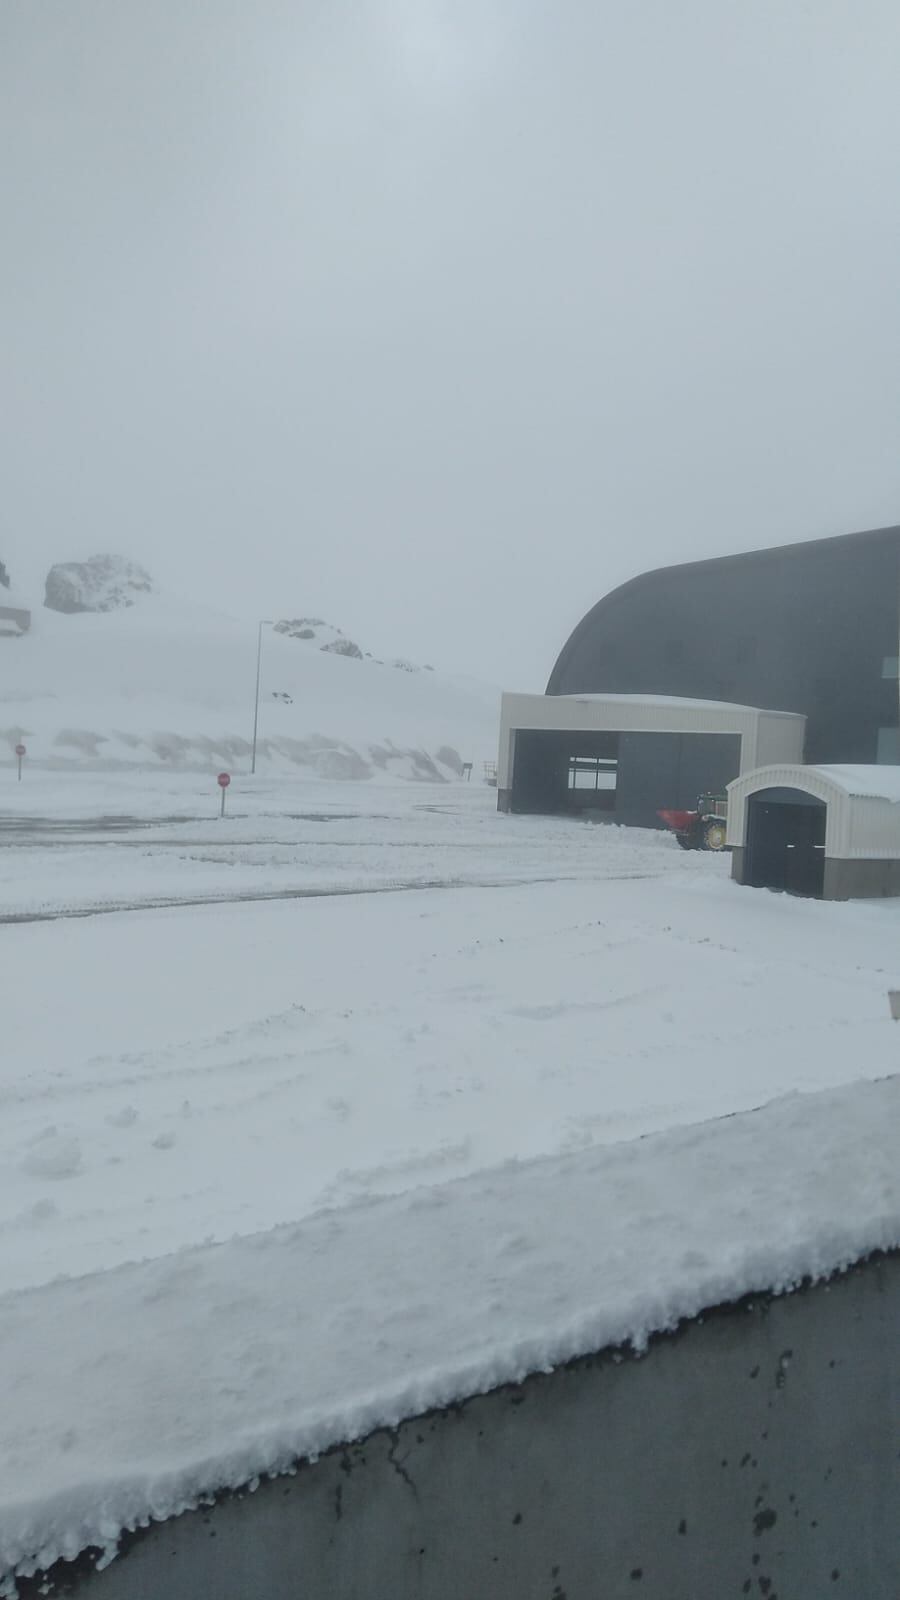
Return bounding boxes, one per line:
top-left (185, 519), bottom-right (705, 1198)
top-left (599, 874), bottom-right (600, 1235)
top-left (273, 619), bottom-right (432, 673)
top-left (321, 636), bottom-right (364, 659)
top-left (274, 618), bottom-right (364, 659)
top-left (44, 555), bottom-right (153, 614)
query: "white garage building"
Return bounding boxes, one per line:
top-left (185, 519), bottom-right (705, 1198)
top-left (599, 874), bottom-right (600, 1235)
top-left (497, 693), bottom-right (806, 829)
top-left (727, 763), bottom-right (900, 899)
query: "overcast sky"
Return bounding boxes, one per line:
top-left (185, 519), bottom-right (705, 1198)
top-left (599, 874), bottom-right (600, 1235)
top-left (3, 1), bottom-right (900, 686)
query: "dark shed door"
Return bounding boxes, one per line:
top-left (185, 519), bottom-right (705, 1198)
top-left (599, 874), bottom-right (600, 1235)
top-left (746, 789), bottom-right (826, 897)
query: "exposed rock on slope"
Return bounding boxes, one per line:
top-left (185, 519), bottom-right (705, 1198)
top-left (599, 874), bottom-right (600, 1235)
top-left (45, 555), bottom-right (154, 614)
top-left (274, 619), bottom-right (429, 673)
top-left (274, 618), bottom-right (364, 658)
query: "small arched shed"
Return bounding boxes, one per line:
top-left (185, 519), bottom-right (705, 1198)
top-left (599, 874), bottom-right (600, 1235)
top-left (727, 764), bottom-right (900, 900)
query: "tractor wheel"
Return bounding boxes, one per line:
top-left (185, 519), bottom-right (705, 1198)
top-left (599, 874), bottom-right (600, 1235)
top-left (703, 818), bottom-right (727, 851)
top-left (676, 832), bottom-right (695, 851)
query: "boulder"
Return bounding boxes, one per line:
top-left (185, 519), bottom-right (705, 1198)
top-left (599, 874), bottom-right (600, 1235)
top-left (44, 555), bottom-right (153, 614)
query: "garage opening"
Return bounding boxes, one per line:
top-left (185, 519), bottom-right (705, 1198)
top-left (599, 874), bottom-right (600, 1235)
top-left (745, 787), bottom-right (826, 898)
top-left (510, 730), bottom-right (619, 814)
top-left (508, 725), bottom-right (742, 824)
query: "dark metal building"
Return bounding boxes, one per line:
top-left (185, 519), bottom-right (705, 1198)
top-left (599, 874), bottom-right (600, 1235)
top-left (548, 525), bottom-right (900, 767)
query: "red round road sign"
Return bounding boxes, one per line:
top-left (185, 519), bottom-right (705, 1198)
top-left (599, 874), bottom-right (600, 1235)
top-left (15, 744), bottom-right (26, 757)
top-left (217, 772), bottom-right (231, 788)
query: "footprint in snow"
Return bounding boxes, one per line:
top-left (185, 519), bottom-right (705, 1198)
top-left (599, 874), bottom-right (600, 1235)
top-left (20, 1134), bottom-right (83, 1180)
top-left (107, 1105), bottom-right (139, 1129)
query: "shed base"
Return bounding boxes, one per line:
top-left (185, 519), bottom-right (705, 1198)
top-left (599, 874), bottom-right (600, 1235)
top-left (823, 857), bottom-right (900, 900)
top-left (732, 849), bottom-right (900, 900)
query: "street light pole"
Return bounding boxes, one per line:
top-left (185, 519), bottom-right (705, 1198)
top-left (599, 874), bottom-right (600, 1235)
top-left (251, 619), bottom-right (274, 775)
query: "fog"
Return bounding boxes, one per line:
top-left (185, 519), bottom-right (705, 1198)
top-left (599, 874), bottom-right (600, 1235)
top-left (3, 1), bottom-right (899, 686)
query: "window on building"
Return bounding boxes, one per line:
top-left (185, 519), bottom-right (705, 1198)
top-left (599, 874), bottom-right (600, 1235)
top-left (882, 656), bottom-right (899, 680)
top-left (568, 756), bottom-right (618, 792)
top-left (876, 726), bottom-right (900, 764)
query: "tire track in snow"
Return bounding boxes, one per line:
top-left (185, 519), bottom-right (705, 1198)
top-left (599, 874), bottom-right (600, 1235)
top-left (0, 871), bottom-right (657, 926)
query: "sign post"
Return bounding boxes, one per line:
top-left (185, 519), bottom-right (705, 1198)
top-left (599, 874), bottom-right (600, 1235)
top-left (217, 771), bottom-right (231, 817)
top-left (14, 743), bottom-right (25, 782)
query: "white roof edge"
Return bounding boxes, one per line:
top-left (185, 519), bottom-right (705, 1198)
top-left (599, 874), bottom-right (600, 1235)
top-left (503, 691), bottom-right (805, 719)
top-left (729, 762), bottom-right (900, 804)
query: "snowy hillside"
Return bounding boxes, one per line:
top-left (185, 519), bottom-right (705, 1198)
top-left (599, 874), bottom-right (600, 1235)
top-left (0, 591), bottom-right (500, 780)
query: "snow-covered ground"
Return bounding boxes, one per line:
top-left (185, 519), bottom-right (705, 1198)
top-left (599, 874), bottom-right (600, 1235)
top-left (1, 778), bottom-right (899, 1586)
top-left (0, 773), bottom-right (704, 921)
top-left (2, 785), bottom-right (897, 1295)
top-left (0, 593), bottom-right (500, 779)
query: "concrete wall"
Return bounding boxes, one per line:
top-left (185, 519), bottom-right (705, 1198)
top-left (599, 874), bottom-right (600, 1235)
top-left (38, 1251), bottom-right (899, 1600)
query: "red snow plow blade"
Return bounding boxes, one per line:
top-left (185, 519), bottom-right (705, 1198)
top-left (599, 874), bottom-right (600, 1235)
top-left (657, 808), bottom-right (698, 833)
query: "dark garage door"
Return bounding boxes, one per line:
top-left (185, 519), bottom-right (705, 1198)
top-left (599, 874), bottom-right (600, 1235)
top-left (509, 729), bottom-right (741, 824)
top-left (746, 788), bottom-right (826, 897)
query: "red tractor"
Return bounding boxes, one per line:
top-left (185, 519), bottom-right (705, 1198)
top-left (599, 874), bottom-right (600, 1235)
top-left (658, 793), bottom-right (728, 852)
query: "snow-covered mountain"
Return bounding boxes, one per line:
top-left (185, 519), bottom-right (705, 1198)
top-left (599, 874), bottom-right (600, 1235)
top-left (0, 584), bottom-right (500, 780)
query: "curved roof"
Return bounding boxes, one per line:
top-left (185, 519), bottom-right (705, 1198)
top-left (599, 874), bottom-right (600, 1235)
top-left (796, 765), bottom-right (900, 803)
top-left (729, 763), bottom-right (900, 805)
top-left (548, 523), bottom-right (900, 696)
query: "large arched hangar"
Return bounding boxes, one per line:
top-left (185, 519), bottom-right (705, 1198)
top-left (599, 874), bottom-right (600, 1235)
top-left (548, 525), bottom-right (900, 768)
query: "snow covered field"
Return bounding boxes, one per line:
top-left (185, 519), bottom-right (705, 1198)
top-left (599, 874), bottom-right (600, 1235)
top-left (3, 779), bottom-right (898, 1293)
top-left (0, 772), bottom-right (706, 921)
top-left (0, 594), bottom-right (500, 780)
top-left (1, 777), bottom-right (899, 1584)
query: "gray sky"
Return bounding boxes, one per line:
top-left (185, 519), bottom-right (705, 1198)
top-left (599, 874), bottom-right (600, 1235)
top-left (3, 1), bottom-right (900, 686)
